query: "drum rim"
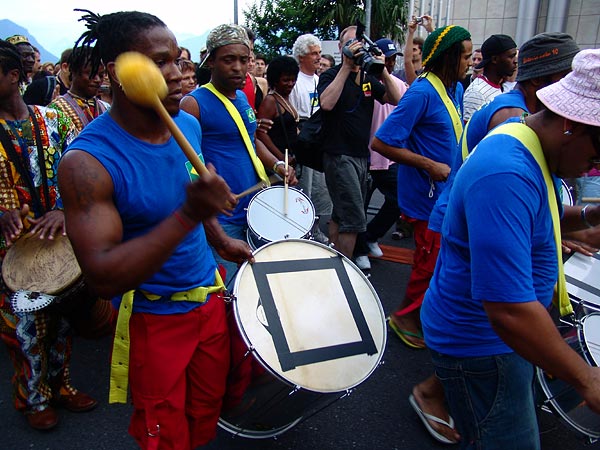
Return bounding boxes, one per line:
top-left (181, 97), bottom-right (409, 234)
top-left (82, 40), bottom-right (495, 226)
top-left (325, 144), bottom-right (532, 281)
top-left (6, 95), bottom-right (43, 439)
top-left (579, 312), bottom-right (600, 367)
top-left (246, 186), bottom-right (315, 240)
top-left (232, 238), bottom-right (387, 393)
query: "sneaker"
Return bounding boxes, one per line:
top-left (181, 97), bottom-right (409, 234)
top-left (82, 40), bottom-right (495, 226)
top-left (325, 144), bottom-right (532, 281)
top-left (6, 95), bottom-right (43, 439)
top-left (311, 227), bottom-right (330, 245)
top-left (354, 255), bottom-right (371, 270)
top-left (367, 241), bottom-right (383, 257)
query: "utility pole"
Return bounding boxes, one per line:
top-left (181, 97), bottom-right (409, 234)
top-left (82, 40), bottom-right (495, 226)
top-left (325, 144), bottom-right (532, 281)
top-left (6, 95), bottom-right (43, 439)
top-left (365, 0), bottom-right (372, 36)
top-left (234, 0), bottom-right (239, 24)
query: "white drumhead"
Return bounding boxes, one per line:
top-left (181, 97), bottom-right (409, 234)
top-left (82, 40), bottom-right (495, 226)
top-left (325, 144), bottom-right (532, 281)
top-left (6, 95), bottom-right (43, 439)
top-left (247, 187), bottom-right (315, 242)
top-left (564, 253), bottom-right (600, 309)
top-left (582, 313), bottom-right (600, 366)
top-left (233, 239), bottom-right (386, 393)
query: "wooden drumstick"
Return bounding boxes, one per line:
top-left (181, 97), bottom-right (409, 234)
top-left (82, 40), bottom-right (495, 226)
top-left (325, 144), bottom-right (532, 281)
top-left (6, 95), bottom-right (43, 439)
top-left (581, 197), bottom-right (600, 203)
top-left (115, 52), bottom-right (209, 177)
top-left (284, 149), bottom-right (289, 216)
top-left (234, 173), bottom-right (282, 200)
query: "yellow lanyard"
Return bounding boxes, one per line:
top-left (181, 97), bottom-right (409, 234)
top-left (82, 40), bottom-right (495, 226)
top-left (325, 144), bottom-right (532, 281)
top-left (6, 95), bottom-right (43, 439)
top-left (420, 72), bottom-right (463, 144)
top-left (202, 83), bottom-right (269, 185)
top-left (109, 269), bottom-right (225, 403)
top-left (485, 122), bottom-right (572, 316)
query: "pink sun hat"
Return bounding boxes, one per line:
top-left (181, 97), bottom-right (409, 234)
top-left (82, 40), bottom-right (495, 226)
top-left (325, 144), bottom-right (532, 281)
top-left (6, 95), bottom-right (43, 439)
top-left (536, 48), bottom-right (600, 127)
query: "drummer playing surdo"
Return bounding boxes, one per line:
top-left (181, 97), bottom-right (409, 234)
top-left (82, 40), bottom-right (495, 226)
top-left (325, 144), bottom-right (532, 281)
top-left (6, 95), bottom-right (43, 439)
top-left (0, 39), bottom-right (98, 430)
top-left (420, 49), bottom-right (600, 449)
top-left (180, 24), bottom-right (298, 285)
top-left (57, 10), bottom-right (252, 449)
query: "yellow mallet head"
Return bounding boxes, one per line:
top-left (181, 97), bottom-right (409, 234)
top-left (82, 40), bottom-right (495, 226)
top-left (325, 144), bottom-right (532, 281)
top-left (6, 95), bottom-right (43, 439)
top-left (114, 51), bottom-right (168, 107)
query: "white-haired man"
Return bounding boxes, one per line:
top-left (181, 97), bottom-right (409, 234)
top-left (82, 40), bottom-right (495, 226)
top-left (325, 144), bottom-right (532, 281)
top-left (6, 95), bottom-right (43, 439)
top-left (289, 33), bottom-right (331, 243)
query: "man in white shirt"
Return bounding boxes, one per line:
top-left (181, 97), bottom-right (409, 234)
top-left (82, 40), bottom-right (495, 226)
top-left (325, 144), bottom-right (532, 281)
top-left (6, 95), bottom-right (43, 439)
top-left (462, 34), bottom-right (517, 122)
top-left (289, 33), bottom-right (331, 243)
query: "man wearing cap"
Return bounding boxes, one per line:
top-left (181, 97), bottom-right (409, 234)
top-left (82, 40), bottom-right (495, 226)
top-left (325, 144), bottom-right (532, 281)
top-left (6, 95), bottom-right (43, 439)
top-left (5, 35), bottom-right (35, 92)
top-left (421, 48), bottom-right (600, 450)
top-left (353, 38), bottom-right (408, 269)
top-left (462, 34), bottom-right (517, 122)
top-left (408, 31), bottom-right (581, 446)
top-left (181, 23), bottom-right (296, 284)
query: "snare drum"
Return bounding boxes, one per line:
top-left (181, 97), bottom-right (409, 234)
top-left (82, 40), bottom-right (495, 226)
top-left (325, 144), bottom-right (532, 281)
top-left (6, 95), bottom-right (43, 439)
top-left (220, 239), bottom-right (386, 438)
top-left (536, 318), bottom-right (600, 440)
top-left (561, 179), bottom-right (574, 206)
top-left (246, 186), bottom-right (315, 250)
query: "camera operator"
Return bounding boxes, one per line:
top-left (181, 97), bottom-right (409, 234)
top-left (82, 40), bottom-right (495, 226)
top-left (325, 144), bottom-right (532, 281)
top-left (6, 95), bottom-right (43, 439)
top-left (318, 24), bottom-right (401, 261)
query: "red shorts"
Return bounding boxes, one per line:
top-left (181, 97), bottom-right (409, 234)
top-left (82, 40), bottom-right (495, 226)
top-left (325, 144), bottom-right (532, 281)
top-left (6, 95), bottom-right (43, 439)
top-left (128, 293), bottom-right (229, 450)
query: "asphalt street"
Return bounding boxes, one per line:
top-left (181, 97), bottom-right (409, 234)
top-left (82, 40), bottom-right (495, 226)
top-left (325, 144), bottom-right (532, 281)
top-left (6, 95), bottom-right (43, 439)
top-left (1, 193), bottom-right (599, 450)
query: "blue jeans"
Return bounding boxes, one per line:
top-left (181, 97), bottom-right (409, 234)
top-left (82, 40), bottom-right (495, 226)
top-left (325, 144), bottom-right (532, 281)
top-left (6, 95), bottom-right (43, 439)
top-left (430, 350), bottom-right (540, 450)
top-left (211, 221), bottom-right (247, 287)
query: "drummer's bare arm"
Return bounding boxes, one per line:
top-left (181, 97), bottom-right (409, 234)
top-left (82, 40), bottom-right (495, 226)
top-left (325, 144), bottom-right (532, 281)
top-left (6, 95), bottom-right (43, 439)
top-left (561, 204), bottom-right (600, 232)
top-left (58, 151), bottom-right (234, 298)
top-left (484, 300), bottom-right (600, 413)
top-left (0, 205), bottom-right (30, 246)
top-left (255, 137), bottom-right (298, 186)
top-left (203, 217), bottom-right (254, 265)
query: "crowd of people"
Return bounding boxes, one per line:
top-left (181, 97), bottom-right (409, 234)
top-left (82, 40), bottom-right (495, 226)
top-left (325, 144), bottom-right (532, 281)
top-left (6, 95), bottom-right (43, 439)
top-left (1, 8), bottom-right (600, 450)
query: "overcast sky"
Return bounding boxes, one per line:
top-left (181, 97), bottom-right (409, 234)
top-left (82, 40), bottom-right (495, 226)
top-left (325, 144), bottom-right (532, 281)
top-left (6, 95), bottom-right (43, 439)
top-left (2, 0), bottom-right (255, 56)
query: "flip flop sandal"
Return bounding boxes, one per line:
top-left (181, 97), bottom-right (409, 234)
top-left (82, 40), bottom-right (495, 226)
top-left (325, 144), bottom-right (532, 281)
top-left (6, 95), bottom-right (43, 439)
top-left (409, 394), bottom-right (459, 445)
top-left (387, 316), bottom-right (426, 349)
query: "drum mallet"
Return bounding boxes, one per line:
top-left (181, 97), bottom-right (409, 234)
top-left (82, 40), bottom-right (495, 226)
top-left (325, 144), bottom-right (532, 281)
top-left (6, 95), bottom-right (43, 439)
top-left (115, 52), bottom-right (210, 178)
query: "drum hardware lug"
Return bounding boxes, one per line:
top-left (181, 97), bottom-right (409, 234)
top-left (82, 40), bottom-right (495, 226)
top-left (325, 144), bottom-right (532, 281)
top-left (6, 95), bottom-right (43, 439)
top-left (223, 290), bottom-right (236, 304)
top-left (289, 385), bottom-right (302, 396)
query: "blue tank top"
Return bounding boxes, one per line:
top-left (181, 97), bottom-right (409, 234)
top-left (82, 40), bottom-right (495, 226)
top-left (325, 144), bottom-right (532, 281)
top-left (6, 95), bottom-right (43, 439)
top-left (66, 111), bottom-right (218, 314)
top-left (187, 87), bottom-right (261, 226)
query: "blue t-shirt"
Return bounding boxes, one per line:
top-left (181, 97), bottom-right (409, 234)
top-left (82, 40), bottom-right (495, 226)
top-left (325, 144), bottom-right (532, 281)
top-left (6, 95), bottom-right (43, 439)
top-left (428, 90), bottom-right (528, 232)
top-left (66, 111), bottom-right (218, 314)
top-left (187, 87), bottom-right (260, 226)
top-left (375, 75), bottom-right (463, 221)
top-left (421, 132), bottom-right (557, 357)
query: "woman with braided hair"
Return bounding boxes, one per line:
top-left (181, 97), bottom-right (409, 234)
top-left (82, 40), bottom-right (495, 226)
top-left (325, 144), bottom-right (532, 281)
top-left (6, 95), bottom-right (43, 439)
top-left (59, 9), bottom-right (251, 450)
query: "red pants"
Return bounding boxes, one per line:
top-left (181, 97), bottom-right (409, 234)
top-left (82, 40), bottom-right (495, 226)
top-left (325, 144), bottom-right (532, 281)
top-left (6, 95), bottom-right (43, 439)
top-left (128, 294), bottom-right (229, 450)
top-left (393, 218), bottom-right (441, 317)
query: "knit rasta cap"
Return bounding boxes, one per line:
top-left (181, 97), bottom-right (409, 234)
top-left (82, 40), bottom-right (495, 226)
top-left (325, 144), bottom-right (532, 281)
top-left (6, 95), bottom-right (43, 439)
top-left (422, 25), bottom-right (471, 68)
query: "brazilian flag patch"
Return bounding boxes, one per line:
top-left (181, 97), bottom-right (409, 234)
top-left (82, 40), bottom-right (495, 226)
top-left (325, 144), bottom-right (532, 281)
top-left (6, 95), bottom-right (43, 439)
top-left (247, 108), bottom-right (257, 123)
top-left (185, 154), bottom-right (205, 182)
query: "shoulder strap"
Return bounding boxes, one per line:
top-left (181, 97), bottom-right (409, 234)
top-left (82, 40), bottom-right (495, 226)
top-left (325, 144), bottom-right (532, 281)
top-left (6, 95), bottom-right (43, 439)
top-left (201, 83), bottom-right (269, 185)
top-left (486, 122), bottom-right (572, 316)
top-left (420, 72), bottom-right (463, 144)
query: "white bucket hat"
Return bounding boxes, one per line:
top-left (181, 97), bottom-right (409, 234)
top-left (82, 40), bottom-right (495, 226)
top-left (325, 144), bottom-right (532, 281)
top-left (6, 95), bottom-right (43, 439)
top-left (536, 48), bottom-right (600, 127)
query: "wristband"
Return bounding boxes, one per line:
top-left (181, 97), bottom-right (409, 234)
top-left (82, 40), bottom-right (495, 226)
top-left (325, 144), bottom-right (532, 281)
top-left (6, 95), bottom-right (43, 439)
top-left (173, 210), bottom-right (195, 232)
top-left (272, 160), bottom-right (285, 172)
top-left (581, 204), bottom-right (594, 228)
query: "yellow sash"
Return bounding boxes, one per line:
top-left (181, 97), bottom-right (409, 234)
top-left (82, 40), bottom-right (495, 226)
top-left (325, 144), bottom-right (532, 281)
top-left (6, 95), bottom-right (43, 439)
top-left (485, 122), bottom-right (572, 316)
top-left (420, 72), bottom-right (463, 144)
top-left (109, 270), bottom-right (225, 403)
top-left (202, 83), bottom-right (269, 185)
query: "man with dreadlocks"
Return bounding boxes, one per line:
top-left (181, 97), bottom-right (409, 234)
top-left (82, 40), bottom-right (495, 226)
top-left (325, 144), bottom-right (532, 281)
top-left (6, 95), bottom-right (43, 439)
top-left (0, 39), bottom-right (97, 431)
top-left (58, 10), bottom-right (249, 450)
top-left (371, 25), bottom-right (471, 443)
top-left (50, 46), bottom-right (110, 133)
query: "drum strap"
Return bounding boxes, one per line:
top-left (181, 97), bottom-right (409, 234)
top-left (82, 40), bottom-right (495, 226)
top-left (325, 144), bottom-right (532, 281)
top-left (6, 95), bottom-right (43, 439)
top-left (109, 269), bottom-right (225, 404)
top-left (201, 83), bottom-right (270, 186)
top-left (418, 72), bottom-right (463, 144)
top-left (484, 122), bottom-right (572, 316)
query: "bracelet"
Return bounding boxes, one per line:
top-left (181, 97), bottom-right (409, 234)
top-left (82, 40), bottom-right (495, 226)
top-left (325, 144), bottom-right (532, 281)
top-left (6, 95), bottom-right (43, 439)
top-left (173, 210), bottom-right (196, 232)
top-left (272, 160), bottom-right (285, 172)
top-left (581, 204), bottom-right (594, 228)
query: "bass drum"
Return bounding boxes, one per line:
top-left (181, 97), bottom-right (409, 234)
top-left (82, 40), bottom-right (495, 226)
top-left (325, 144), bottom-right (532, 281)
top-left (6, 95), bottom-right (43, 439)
top-left (220, 239), bottom-right (386, 438)
top-left (535, 316), bottom-right (600, 440)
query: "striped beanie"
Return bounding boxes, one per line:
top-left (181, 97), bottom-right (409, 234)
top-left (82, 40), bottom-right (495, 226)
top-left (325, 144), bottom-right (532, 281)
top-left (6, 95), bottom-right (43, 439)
top-left (422, 25), bottom-right (471, 67)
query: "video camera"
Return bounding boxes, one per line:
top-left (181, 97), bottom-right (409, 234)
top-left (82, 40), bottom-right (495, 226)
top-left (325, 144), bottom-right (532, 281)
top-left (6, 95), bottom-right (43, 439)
top-left (341, 20), bottom-right (385, 76)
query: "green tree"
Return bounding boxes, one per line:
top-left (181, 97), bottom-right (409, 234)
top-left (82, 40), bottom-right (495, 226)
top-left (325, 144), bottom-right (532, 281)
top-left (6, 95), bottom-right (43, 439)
top-left (244, 0), bottom-right (408, 59)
